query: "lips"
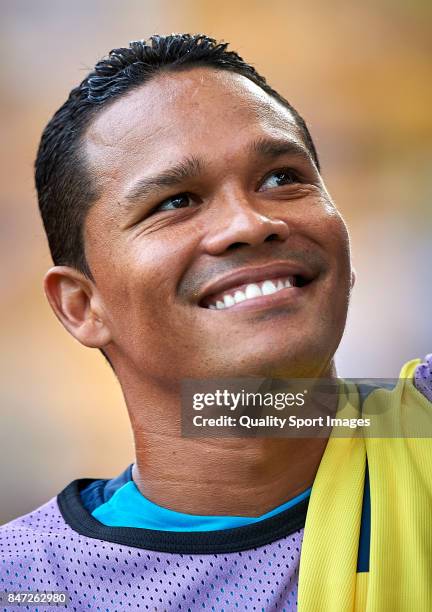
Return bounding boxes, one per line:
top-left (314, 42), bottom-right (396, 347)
top-left (198, 262), bottom-right (317, 310)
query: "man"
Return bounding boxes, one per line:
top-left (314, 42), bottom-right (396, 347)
top-left (1, 34), bottom-right (431, 611)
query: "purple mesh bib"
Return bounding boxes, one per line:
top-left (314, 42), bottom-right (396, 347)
top-left (3, 360), bottom-right (431, 611)
top-left (0, 486), bottom-right (305, 611)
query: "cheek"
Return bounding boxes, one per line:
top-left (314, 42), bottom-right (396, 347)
top-left (302, 206), bottom-right (352, 319)
top-left (314, 207), bottom-right (351, 268)
top-left (96, 230), bottom-right (198, 330)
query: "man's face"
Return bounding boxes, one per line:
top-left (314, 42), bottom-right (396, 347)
top-left (83, 68), bottom-right (352, 382)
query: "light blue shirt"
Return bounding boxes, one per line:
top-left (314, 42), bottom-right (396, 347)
top-left (92, 480), bottom-right (312, 532)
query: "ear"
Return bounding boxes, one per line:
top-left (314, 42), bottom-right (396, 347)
top-left (350, 267), bottom-right (357, 289)
top-left (44, 266), bottom-right (112, 348)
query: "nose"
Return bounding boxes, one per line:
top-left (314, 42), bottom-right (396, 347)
top-left (202, 189), bottom-right (290, 256)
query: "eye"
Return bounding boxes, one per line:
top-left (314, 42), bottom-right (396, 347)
top-left (153, 193), bottom-right (192, 213)
top-left (259, 169), bottom-right (301, 191)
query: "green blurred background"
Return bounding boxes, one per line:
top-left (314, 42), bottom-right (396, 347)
top-left (1, 0), bottom-right (431, 523)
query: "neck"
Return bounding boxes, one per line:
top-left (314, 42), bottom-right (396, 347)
top-left (132, 436), bottom-right (328, 516)
top-left (122, 362), bottom-right (337, 516)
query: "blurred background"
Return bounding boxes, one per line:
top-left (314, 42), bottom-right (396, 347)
top-left (1, 0), bottom-right (431, 523)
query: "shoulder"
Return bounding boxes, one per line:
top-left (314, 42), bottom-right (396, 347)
top-left (396, 354), bottom-right (432, 403)
top-left (1, 495), bottom-right (66, 533)
top-left (0, 496), bottom-right (70, 568)
top-left (413, 353), bottom-right (432, 403)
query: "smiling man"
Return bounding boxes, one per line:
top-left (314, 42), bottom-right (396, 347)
top-left (1, 34), bottom-right (431, 612)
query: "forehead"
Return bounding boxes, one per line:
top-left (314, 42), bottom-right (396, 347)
top-left (84, 68), bottom-right (306, 186)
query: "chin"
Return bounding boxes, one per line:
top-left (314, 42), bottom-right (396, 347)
top-left (206, 343), bottom-right (334, 380)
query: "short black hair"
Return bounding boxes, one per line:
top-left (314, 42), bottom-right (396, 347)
top-left (35, 33), bottom-right (320, 278)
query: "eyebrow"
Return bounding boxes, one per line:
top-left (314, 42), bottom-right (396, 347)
top-left (124, 137), bottom-right (313, 205)
top-left (249, 137), bottom-right (313, 164)
top-left (125, 156), bottom-right (203, 204)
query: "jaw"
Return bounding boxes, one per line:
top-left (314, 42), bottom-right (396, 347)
top-left (106, 264), bottom-right (350, 384)
top-left (177, 286), bottom-right (346, 379)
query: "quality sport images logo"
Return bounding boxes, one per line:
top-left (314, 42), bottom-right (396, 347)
top-left (181, 377), bottom-right (426, 438)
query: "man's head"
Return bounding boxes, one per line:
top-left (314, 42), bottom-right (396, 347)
top-left (36, 34), bottom-right (319, 278)
top-left (37, 34), bottom-right (353, 385)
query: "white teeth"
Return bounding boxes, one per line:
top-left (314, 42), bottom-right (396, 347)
top-left (261, 280), bottom-right (277, 295)
top-left (233, 290), bottom-right (246, 303)
top-left (245, 284), bottom-right (262, 299)
top-left (208, 276), bottom-right (295, 310)
top-left (223, 294), bottom-right (235, 308)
